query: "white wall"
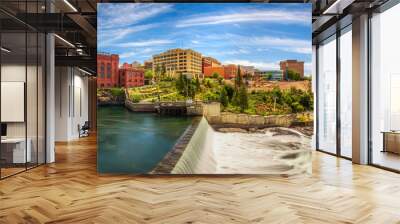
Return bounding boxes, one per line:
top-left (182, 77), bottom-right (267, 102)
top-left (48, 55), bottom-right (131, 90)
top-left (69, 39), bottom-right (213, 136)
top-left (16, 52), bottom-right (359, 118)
top-left (1, 63), bottom-right (46, 165)
top-left (1, 64), bottom-right (26, 138)
top-left (54, 67), bottom-right (89, 141)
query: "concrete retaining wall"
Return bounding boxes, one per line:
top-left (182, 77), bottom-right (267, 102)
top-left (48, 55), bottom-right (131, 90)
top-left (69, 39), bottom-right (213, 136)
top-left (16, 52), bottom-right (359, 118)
top-left (125, 101), bottom-right (156, 112)
top-left (202, 102), bottom-right (221, 117)
top-left (124, 100), bottom-right (222, 116)
top-left (206, 112), bottom-right (311, 128)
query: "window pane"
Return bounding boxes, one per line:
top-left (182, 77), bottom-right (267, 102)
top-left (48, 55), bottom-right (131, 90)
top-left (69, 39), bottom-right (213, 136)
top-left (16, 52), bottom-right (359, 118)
top-left (27, 31), bottom-right (38, 169)
top-left (371, 3), bottom-right (400, 171)
top-left (1, 30), bottom-right (27, 177)
top-left (318, 35), bottom-right (337, 154)
top-left (340, 28), bottom-right (352, 158)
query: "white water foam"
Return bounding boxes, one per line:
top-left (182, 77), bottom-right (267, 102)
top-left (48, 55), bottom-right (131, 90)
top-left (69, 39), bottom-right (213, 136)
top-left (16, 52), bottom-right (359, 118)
top-left (172, 117), bottom-right (311, 175)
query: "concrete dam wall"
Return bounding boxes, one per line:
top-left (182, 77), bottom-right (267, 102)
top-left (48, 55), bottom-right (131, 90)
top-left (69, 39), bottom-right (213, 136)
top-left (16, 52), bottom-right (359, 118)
top-left (171, 117), bottom-right (217, 174)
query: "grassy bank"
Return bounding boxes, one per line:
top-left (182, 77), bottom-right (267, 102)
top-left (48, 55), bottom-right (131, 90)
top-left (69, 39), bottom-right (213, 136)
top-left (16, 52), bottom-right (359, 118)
top-left (98, 76), bottom-right (313, 116)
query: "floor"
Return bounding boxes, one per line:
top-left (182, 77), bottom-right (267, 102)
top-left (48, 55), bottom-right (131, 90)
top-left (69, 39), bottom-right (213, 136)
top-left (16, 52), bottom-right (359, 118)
top-left (0, 167), bottom-right (25, 178)
top-left (373, 150), bottom-right (400, 171)
top-left (0, 135), bottom-right (400, 223)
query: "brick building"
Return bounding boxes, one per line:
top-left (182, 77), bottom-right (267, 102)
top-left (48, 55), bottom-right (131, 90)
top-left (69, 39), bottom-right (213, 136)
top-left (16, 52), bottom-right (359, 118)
top-left (202, 56), bottom-right (221, 74)
top-left (241, 65), bottom-right (255, 77)
top-left (279, 60), bottom-right (304, 79)
top-left (223, 64), bottom-right (238, 79)
top-left (144, 60), bottom-right (153, 70)
top-left (204, 66), bottom-right (225, 78)
top-left (97, 53), bottom-right (119, 88)
top-left (131, 61), bottom-right (142, 68)
top-left (119, 65), bottom-right (145, 88)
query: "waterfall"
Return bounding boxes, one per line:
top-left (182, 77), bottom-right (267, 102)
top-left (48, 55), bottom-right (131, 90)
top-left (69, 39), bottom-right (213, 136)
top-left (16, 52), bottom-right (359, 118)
top-left (171, 117), bottom-right (311, 175)
top-left (172, 117), bottom-right (217, 174)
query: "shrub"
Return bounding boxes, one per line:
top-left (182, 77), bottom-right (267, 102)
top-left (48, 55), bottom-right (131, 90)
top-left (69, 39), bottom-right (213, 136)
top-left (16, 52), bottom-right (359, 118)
top-left (203, 91), bottom-right (219, 102)
top-left (110, 88), bottom-right (124, 97)
top-left (220, 88), bottom-right (229, 107)
top-left (130, 94), bottom-right (141, 103)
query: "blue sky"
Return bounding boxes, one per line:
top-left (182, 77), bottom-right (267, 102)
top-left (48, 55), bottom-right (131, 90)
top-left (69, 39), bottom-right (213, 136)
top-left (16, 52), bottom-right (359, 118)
top-left (98, 3), bottom-right (312, 74)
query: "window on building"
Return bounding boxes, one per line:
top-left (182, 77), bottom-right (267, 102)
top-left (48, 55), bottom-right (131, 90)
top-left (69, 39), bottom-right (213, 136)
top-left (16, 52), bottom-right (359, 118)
top-left (101, 63), bottom-right (105, 78)
top-left (107, 63), bottom-right (111, 78)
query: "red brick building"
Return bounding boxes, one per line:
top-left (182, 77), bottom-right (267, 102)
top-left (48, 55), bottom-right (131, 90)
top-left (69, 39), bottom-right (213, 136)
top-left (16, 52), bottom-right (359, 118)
top-left (204, 66), bottom-right (225, 78)
top-left (223, 64), bottom-right (238, 79)
top-left (202, 57), bottom-right (221, 74)
top-left (279, 60), bottom-right (304, 79)
top-left (119, 66), bottom-right (145, 88)
top-left (97, 53), bottom-right (119, 88)
top-left (144, 60), bottom-right (153, 70)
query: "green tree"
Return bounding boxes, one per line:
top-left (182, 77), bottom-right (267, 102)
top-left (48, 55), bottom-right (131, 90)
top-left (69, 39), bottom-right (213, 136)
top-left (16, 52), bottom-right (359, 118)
top-left (176, 73), bottom-right (186, 95)
top-left (232, 66), bottom-right (248, 112)
top-left (234, 66), bottom-right (243, 88)
top-left (287, 70), bottom-right (301, 81)
top-left (175, 74), bottom-right (198, 100)
top-left (223, 84), bottom-right (234, 101)
top-left (266, 73), bottom-right (273, 80)
top-left (154, 65), bottom-right (162, 101)
top-left (237, 86), bottom-right (248, 112)
top-left (220, 88), bottom-right (229, 107)
top-left (195, 77), bottom-right (201, 92)
top-left (145, 69), bottom-right (153, 80)
top-left (160, 64), bottom-right (166, 79)
top-left (212, 72), bottom-right (220, 79)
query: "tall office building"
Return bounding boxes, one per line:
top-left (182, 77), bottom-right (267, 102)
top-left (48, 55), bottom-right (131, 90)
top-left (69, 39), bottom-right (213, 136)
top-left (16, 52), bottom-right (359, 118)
top-left (152, 48), bottom-right (202, 78)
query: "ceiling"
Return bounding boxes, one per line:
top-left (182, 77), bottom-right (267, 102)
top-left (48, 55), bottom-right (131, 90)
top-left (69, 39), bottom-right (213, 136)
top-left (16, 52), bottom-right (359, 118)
top-left (0, 0), bottom-right (97, 74)
top-left (311, 0), bottom-right (390, 43)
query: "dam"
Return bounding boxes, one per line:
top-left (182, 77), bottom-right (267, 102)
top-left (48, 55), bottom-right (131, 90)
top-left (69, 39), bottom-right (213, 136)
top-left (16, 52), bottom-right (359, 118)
top-left (98, 105), bottom-right (312, 175)
top-left (157, 117), bottom-right (312, 175)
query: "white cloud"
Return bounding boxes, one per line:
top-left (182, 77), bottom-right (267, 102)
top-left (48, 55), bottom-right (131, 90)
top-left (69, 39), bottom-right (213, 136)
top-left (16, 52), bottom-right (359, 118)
top-left (246, 36), bottom-right (311, 55)
top-left (117, 39), bottom-right (173, 47)
top-left (213, 49), bottom-right (250, 56)
top-left (99, 24), bottom-right (159, 46)
top-left (99, 3), bottom-right (172, 29)
top-left (176, 9), bottom-right (310, 28)
top-left (120, 48), bottom-right (159, 59)
top-left (119, 52), bottom-right (136, 59)
top-left (223, 59), bottom-right (280, 71)
top-left (196, 34), bottom-right (311, 55)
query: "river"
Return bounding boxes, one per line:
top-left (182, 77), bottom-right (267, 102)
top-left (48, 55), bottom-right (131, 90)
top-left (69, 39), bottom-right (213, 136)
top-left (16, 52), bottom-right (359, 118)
top-left (97, 106), bottom-right (193, 173)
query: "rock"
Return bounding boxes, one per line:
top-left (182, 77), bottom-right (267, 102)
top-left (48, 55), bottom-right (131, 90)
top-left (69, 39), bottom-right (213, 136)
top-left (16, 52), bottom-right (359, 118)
top-left (249, 127), bottom-right (257, 132)
top-left (218, 128), bottom-right (248, 133)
